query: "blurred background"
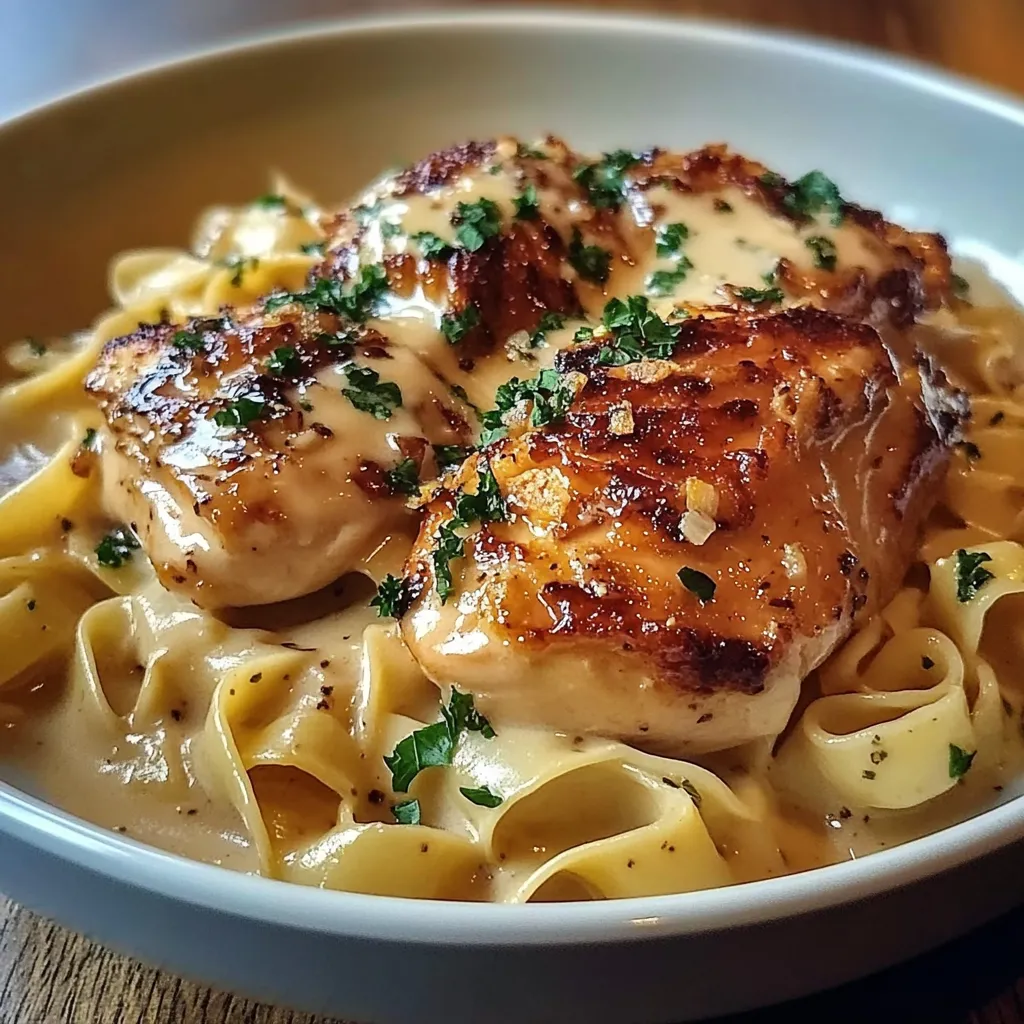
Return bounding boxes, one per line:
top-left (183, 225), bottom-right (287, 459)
top-left (2, 0), bottom-right (1024, 120)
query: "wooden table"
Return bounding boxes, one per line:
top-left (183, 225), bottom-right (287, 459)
top-left (4, 1), bottom-right (1024, 1021)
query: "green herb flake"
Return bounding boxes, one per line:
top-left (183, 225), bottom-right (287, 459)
top-left (517, 143), bottom-right (547, 160)
top-left (952, 273), bottom-right (971, 299)
top-left (432, 522), bottom-right (464, 603)
top-left (82, 428), bottom-right (98, 450)
top-left (954, 548), bottom-right (994, 603)
top-left (384, 688), bottom-right (495, 792)
top-left (646, 258), bottom-right (693, 297)
top-left (253, 193), bottom-right (287, 210)
top-left (412, 231), bottom-right (454, 262)
top-left (264, 264), bottom-right (389, 322)
top-left (95, 526), bottom-right (140, 569)
top-left (529, 310), bottom-right (567, 348)
top-left (481, 369), bottom-right (577, 442)
top-left (266, 346), bottom-right (300, 377)
top-left (782, 170), bottom-right (845, 226)
top-left (655, 222), bottom-right (689, 259)
top-left (441, 304), bottom-right (481, 345)
top-left (677, 566), bottom-right (716, 603)
top-left (392, 799), bottom-right (421, 824)
top-left (434, 444), bottom-right (475, 470)
top-left (713, 199), bottom-right (733, 213)
top-left (459, 785), bottom-right (503, 808)
top-left (574, 326), bottom-right (595, 344)
top-left (213, 396), bottom-right (267, 429)
top-left (384, 457), bottom-right (420, 496)
top-left (573, 150), bottom-right (640, 210)
top-left (805, 235), bottom-right (838, 271)
top-left (733, 268), bottom-right (784, 306)
top-left (568, 228), bottom-right (612, 284)
top-left (513, 183), bottom-right (540, 221)
top-left (299, 241), bottom-right (326, 256)
top-left (342, 364), bottom-right (402, 420)
top-left (172, 329), bottom-right (205, 353)
top-left (380, 220), bottom-right (402, 240)
top-left (452, 198), bottom-right (502, 252)
top-left (27, 338), bottom-right (46, 357)
top-left (759, 171), bottom-right (785, 188)
top-left (220, 255), bottom-right (259, 288)
top-left (595, 295), bottom-right (681, 366)
top-left (371, 574), bottom-right (413, 619)
top-left (949, 743), bottom-right (976, 780)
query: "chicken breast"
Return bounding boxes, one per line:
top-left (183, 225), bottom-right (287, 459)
top-left (86, 134), bottom-right (958, 613)
top-left (399, 303), bottom-right (966, 754)
top-left (86, 309), bottom-right (474, 608)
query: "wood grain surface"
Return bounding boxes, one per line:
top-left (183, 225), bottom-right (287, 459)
top-left (3, 1), bottom-right (1024, 1022)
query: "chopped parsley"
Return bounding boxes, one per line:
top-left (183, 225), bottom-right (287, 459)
top-left (440, 304), bottom-right (481, 345)
top-left (954, 549), bottom-right (994, 603)
top-left (380, 220), bottom-right (402, 240)
top-left (82, 428), bottom-right (98, 450)
top-left (371, 574), bottom-right (413, 618)
top-left (266, 346), bottom-right (300, 377)
top-left (677, 566), bottom-right (716, 603)
top-left (412, 231), bottom-right (454, 262)
top-left (481, 368), bottom-right (577, 443)
top-left (299, 240), bottom-right (325, 256)
top-left (568, 228), bottom-right (612, 284)
top-left (655, 222), bottom-right (690, 259)
top-left (949, 743), bottom-right (976, 780)
top-left (384, 457), bottom-right (420, 496)
top-left (781, 170), bottom-right (845, 226)
top-left (805, 235), bottom-right (838, 271)
top-left (513, 183), bottom-right (540, 221)
top-left (384, 688), bottom-right (495, 792)
top-left (452, 198), bottom-right (502, 252)
top-left (264, 264), bottom-right (389, 322)
top-left (574, 326), bottom-right (594, 343)
top-left (95, 526), bottom-right (140, 569)
top-left (646, 258), bottom-right (693, 297)
top-left (432, 522), bottom-right (465, 603)
top-left (573, 150), bottom-right (639, 210)
top-left (392, 799), bottom-right (421, 824)
top-left (517, 143), bottom-right (547, 159)
top-left (530, 310), bottom-right (567, 348)
top-left (595, 295), bottom-right (681, 366)
top-left (172, 329), bottom-right (205, 353)
top-left (434, 444), bottom-right (474, 470)
top-left (342, 364), bottom-right (402, 420)
top-left (952, 273), bottom-right (971, 299)
top-left (733, 268), bottom-right (784, 306)
top-left (460, 785), bottom-right (503, 808)
top-left (253, 193), bottom-right (287, 210)
top-left (27, 338), bottom-right (46, 356)
top-left (220, 255), bottom-right (259, 288)
top-left (213, 396), bottom-right (267, 429)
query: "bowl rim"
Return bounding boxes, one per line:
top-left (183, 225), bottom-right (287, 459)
top-left (4, 7), bottom-right (1024, 946)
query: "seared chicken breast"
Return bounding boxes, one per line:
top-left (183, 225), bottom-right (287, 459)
top-left (399, 304), bottom-right (966, 753)
top-left (87, 134), bottom-right (958, 616)
top-left (86, 310), bottom-right (474, 608)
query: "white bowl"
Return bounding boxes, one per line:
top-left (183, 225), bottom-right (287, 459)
top-left (3, 12), bottom-right (1024, 1023)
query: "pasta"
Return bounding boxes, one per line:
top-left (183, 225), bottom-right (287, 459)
top-left (2, 151), bottom-right (1024, 905)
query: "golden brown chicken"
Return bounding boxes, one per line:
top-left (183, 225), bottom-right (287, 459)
top-left (399, 302), bottom-right (966, 754)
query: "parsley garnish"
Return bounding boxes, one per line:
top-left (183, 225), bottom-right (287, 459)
top-left (434, 444), bottom-right (474, 470)
top-left (266, 346), bottom-right (300, 377)
top-left (781, 170), bottom-right (845, 226)
top-left (481, 368), bottom-right (577, 443)
top-left (517, 143), bottom-right (547, 159)
top-left (452, 198), bottom-right (502, 252)
top-left (595, 295), bottom-right (681, 366)
top-left (805, 235), bottom-right (838, 271)
top-left (82, 428), bottom-right (98, 450)
top-left (213, 396), bottom-right (267, 429)
top-left (954, 549), bottom-right (994, 603)
top-left (27, 338), bottom-right (46, 356)
top-left (264, 265), bottom-right (389, 322)
top-left (95, 526), bottom-right (140, 569)
top-left (513, 184), bottom-right (540, 221)
top-left (412, 231), bottom-right (453, 262)
top-left (392, 799), bottom-right (421, 824)
top-left (384, 688), bottom-right (495, 792)
top-left (384, 457), bottom-right (420, 496)
top-left (371, 574), bottom-right (413, 618)
top-left (432, 522), bottom-right (465, 603)
top-left (759, 171), bottom-right (785, 188)
top-left (677, 566), bottom-right (716, 603)
top-left (380, 221), bottom-right (402, 240)
top-left (734, 269), bottom-right (784, 306)
top-left (299, 241), bottom-right (325, 256)
top-left (952, 273), bottom-right (970, 299)
top-left (530, 311), bottom-right (567, 348)
top-left (949, 743), bottom-right (976, 780)
top-left (441, 304), bottom-right (481, 345)
top-left (253, 194), bottom-right (286, 210)
top-left (342, 364), bottom-right (402, 420)
top-left (220, 255), bottom-right (259, 288)
top-left (573, 150), bottom-right (639, 210)
top-left (647, 258), bottom-right (693, 297)
top-left (655, 222), bottom-right (689, 259)
top-left (568, 228), bottom-right (611, 284)
top-left (172, 330), bottom-right (204, 353)
top-left (574, 326), bottom-right (594, 343)
top-left (459, 785), bottom-right (503, 808)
